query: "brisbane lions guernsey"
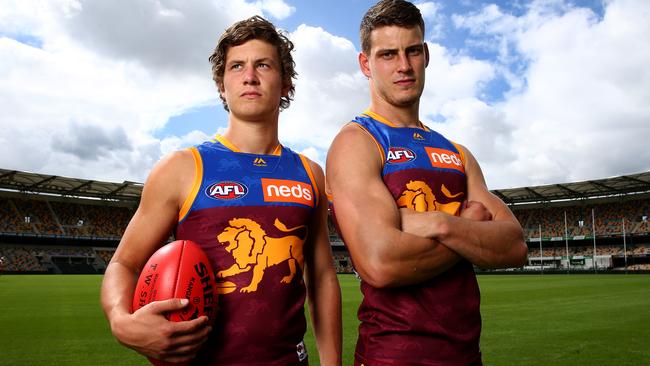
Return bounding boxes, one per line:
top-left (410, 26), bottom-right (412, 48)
top-left (346, 111), bottom-right (482, 366)
top-left (175, 135), bottom-right (317, 366)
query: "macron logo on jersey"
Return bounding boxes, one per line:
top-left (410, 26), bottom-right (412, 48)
top-left (253, 157), bottom-right (267, 167)
top-left (261, 178), bottom-right (314, 207)
top-left (206, 181), bottom-right (248, 200)
top-left (387, 147), bottom-right (416, 164)
top-left (424, 147), bottom-right (465, 174)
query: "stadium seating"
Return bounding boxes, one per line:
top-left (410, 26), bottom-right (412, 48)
top-left (0, 196), bottom-right (133, 238)
top-left (514, 198), bottom-right (650, 239)
top-left (2, 193), bottom-right (649, 273)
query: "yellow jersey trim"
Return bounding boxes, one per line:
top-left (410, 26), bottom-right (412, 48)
top-left (214, 134), bottom-right (240, 152)
top-left (450, 141), bottom-right (467, 168)
top-left (214, 134), bottom-right (282, 156)
top-left (352, 123), bottom-right (386, 169)
top-left (178, 147), bottom-right (203, 222)
top-left (362, 109), bottom-right (430, 132)
top-left (298, 154), bottom-right (320, 208)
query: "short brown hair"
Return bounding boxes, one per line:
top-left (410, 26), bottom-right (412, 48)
top-left (209, 16), bottom-right (297, 111)
top-left (360, 0), bottom-right (425, 55)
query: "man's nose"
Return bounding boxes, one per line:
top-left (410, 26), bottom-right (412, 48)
top-left (397, 53), bottom-right (412, 73)
top-left (243, 65), bottom-right (260, 85)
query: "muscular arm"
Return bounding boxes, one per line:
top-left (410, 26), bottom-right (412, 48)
top-left (326, 124), bottom-right (459, 288)
top-left (400, 145), bottom-right (527, 269)
top-left (100, 150), bottom-right (210, 363)
top-left (304, 161), bottom-right (342, 366)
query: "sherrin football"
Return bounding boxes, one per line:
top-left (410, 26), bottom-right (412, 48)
top-left (132, 240), bottom-right (217, 366)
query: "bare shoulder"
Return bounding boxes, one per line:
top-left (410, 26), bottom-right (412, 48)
top-left (142, 149), bottom-right (197, 209)
top-left (330, 122), bottom-right (373, 149)
top-left (301, 155), bottom-right (324, 180)
top-left (148, 149), bottom-right (195, 181)
top-left (327, 122), bottom-right (382, 175)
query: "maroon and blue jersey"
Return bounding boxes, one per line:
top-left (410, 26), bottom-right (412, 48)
top-left (341, 111), bottom-right (482, 366)
top-left (175, 135), bottom-right (318, 366)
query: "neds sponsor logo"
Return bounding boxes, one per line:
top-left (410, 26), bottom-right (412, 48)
top-left (261, 178), bottom-right (314, 207)
top-left (206, 181), bottom-right (248, 200)
top-left (387, 147), bottom-right (416, 164)
top-left (424, 147), bottom-right (465, 173)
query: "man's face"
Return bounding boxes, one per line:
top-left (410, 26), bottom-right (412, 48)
top-left (363, 25), bottom-right (427, 108)
top-left (220, 39), bottom-right (287, 121)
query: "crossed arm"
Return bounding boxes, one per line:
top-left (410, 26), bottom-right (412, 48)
top-left (399, 145), bottom-right (527, 269)
top-left (326, 124), bottom-right (527, 288)
top-left (326, 125), bottom-right (461, 288)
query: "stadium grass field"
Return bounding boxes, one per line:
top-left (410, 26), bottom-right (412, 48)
top-left (0, 274), bottom-right (649, 365)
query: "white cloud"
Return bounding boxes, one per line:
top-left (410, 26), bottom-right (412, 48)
top-left (442, 0), bottom-right (650, 188)
top-left (61, 0), bottom-right (282, 75)
top-left (0, 0), bottom-right (294, 182)
top-left (2, 0), bottom-right (649, 192)
top-left (416, 2), bottom-right (441, 19)
top-left (299, 146), bottom-right (321, 164)
top-left (258, 0), bottom-right (296, 20)
top-left (421, 42), bottom-right (495, 116)
top-left (160, 130), bottom-right (212, 156)
top-left (416, 1), bottom-right (446, 39)
top-left (280, 24), bottom-right (368, 157)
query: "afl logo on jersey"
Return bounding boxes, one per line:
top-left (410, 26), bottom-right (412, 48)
top-left (206, 181), bottom-right (248, 200)
top-left (387, 147), bottom-right (416, 164)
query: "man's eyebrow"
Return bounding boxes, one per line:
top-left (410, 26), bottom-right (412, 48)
top-left (227, 57), bottom-right (276, 64)
top-left (254, 57), bottom-right (276, 64)
top-left (374, 47), bottom-right (397, 54)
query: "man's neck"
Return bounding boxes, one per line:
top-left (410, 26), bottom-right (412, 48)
top-left (222, 117), bottom-right (280, 155)
top-left (369, 99), bottom-right (421, 128)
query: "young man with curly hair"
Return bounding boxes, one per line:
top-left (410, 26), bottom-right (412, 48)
top-left (102, 16), bottom-right (341, 366)
top-left (327, 1), bottom-right (527, 365)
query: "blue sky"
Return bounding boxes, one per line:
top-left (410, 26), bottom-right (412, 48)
top-left (1, 0), bottom-right (648, 189)
top-left (156, 0), bottom-right (607, 147)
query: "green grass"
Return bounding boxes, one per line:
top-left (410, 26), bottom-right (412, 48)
top-left (0, 274), bottom-right (648, 365)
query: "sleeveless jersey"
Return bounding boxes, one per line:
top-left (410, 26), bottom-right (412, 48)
top-left (175, 135), bottom-right (318, 366)
top-left (344, 111), bottom-right (482, 366)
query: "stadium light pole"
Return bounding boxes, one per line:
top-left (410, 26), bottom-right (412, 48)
top-left (565, 210), bottom-right (570, 274)
top-left (623, 217), bottom-right (628, 274)
top-left (592, 208), bottom-right (597, 274)
top-left (539, 224), bottom-right (543, 275)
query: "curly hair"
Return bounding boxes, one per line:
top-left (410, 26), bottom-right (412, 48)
top-left (209, 15), bottom-right (297, 111)
top-left (360, 0), bottom-right (425, 55)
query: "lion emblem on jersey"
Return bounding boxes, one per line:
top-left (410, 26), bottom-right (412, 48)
top-left (396, 181), bottom-right (463, 215)
top-left (216, 218), bottom-right (307, 293)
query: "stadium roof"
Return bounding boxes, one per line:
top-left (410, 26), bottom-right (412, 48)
top-left (0, 168), bottom-right (143, 201)
top-left (1, 168), bottom-right (650, 205)
top-left (493, 171), bottom-right (650, 205)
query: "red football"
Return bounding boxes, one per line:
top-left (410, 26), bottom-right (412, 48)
top-left (132, 240), bottom-right (217, 366)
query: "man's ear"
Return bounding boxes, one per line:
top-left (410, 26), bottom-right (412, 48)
top-left (281, 82), bottom-right (290, 98)
top-left (218, 81), bottom-right (226, 98)
top-left (424, 42), bottom-right (430, 68)
top-left (359, 52), bottom-right (371, 78)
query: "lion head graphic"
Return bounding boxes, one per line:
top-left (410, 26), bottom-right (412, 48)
top-left (215, 218), bottom-right (307, 294)
top-left (396, 181), bottom-right (463, 215)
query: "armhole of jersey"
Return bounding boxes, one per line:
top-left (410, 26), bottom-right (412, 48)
top-left (178, 147), bottom-right (203, 222)
top-left (451, 141), bottom-right (467, 173)
top-left (351, 122), bottom-right (386, 169)
top-left (298, 154), bottom-right (320, 209)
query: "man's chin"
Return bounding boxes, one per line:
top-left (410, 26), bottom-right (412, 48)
top-left (231, 107), bottom-right (277, 121)
top-left (391, 97), bottom-right (419, 108)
